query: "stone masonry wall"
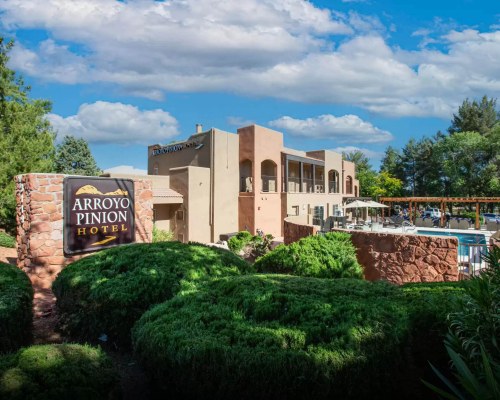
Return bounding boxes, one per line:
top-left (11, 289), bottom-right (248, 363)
top-left (16, 173), bottom-right (153, 290)
top-left (333, 229), bottom-right (459, 284)
top-left (283, 218), bottom-right (318, 245)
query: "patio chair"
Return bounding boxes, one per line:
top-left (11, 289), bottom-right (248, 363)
top-left (414, 217), bottom-right (424, 227)
top-left (487, 220), bottom-right (499, 232)
top-left (422, 218), bottom-right (433, 228)
top-left (458, 219), bottom-right (470, 230)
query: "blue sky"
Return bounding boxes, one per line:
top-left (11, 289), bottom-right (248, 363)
top-left (2, 0), bottom-right (500, 173)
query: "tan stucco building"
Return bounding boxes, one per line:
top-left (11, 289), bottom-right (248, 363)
top-left (147, 124), bottom-right (359, 243)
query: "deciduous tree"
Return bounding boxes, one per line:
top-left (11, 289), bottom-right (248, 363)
top-left (0, 38), bottom-right (55, 232)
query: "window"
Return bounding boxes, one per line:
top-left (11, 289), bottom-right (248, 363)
top-left (292, 205), bottom-right (299, 216)
top-left (312, 206), bottom-right (324, 226)
top-left (346, 176), bottom-right (353, 194)
top-left (176, 210), bottom-right (184, 220)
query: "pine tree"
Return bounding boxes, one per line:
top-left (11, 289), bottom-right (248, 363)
top-left (55, 135), bottom-right (101, 176)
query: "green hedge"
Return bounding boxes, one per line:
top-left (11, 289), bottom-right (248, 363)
top-left (254, 232), bottom-right (363, 279)
top-left (132, 276), bottom-right (465, 400)
top-left (0, 263), bottom-right (33, 353)
top-left (228, 231), bottom-right (253, 253)
top-left (0, 344), bottom-right (120, 400)
top-left (53, 241), bottom-right (253, 346)
top-left (0, 232), bottom-right (15, 249)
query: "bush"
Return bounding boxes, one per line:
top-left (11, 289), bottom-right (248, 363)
top-left (53, 241), bottom-right (253, 346)
top-left (132, 275), bottom-right (465, 400)
top-left (0, 232), bottom-right (15, 249)
top-left (254, 232), bottom-right (363, 279)
top-left (228, 231), bottom-right (253, 253)
top-left (152, 224), bottom-right (174, 242)
top-left (0, 263), bottom-right (32, 353)
top-left (0, 344), bottom-right (120, 400)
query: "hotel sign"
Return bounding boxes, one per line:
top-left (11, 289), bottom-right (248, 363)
top-left (64, 177), bottom-right (135, 255)
top-left (151, 140), bottom-right (202, 156)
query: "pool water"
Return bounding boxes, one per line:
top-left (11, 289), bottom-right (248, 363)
top-left (416, 230), bottom-right (486, 257)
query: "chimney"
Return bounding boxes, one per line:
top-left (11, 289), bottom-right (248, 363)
top-left (196, 123), bottom-right (203, 133)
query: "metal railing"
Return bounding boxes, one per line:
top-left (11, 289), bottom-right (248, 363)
top-left (262, 175), bottom-right (277, 192)
top-left (240, 176), bottom-right (253, 192)
top-left (329, 180), bottom-right (339, 193)
top-left (458, 243), bottom-right (489, 279)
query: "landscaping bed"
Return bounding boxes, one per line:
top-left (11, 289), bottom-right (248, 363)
top-left (132, 275), bottom-right (465, 400)
top-left (53, 241), bottom-right (253, 346)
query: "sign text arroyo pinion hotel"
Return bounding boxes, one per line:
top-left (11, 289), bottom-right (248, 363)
top-left (64, 177), bottom-right (135, 255)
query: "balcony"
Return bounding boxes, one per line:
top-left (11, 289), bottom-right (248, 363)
top-left (329, 180), bottom-right (339, 193)
top-left (262, 175), bottom-right (277, 192)
top-left (284, 177), bottom-right (324, 193)
top-left (240, 176), bottom-right (253, 192)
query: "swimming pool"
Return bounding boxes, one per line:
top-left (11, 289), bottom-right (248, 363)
top-left (416, 230), bottom-right (487, 257)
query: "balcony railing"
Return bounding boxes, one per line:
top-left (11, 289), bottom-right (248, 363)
top-left (240, 176), bottom-right (253, 192)
top-left (262, 175), bottom-right (277, 192)
top-left (329, 180), bottom-right (339, 193)
top-left (284, 177), bottom-right (324, 193)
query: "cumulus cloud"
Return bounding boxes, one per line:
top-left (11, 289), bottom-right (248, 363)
top-left (48, 101), bottom-right (179, 145)
top-left (226, 116), bottom-right (255, 127)
top-left (104, 165), bottom-right (147, 175)
top-left (2, 0), bottom-right (500, 118)
top-left (268, 114), bottom-right (393, 143)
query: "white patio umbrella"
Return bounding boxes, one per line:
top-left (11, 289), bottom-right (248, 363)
top-left (365, 200), bottom-right (389, 222)
top-left (342, 200), bottom-right (372, 224)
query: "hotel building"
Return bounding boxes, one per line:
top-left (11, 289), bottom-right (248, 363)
top-left (147, 124), bottom-right (359, 243)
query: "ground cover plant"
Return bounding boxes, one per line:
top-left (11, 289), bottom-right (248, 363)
top-left (53, 241), bottom-right (253, 346)
top-left (228, 230), bottom-right (274, 260)
top-left (0, 262), bottom-right (32, 353)
top-left (254, 232), bottom-right (363, 279)
top-left (425, 247), bottom-right (500, 399)
top-left (0, 344), bottom-right (120, 400)
top-left (132, 275), bottom-right (465, 400)
top-left (0, 232), bottom-right (15, 248)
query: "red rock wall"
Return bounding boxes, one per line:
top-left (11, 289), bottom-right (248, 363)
top-left (16, 173), bottom-right (153, 290)
top-left (284, 218), bottom-right (317, 245)
top-left (333, 229), bottom-right (459, 284)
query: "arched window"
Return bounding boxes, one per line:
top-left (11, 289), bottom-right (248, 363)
top-left (240, 159), bottom-right (253, 192)
top-left (346, 175), bottom-right (353, 194)
top-left (261, 160), bottom-right (277, 192)
top-left (328, 170), bottom-right (340, 193)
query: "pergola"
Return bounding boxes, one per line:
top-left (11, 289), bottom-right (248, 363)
top-left (379, 197), bottom-right (500, 229)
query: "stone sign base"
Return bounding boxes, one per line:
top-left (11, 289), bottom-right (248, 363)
top-left (16, 173), bottom-right (153, 290)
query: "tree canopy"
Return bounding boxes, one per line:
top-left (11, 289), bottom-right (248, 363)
top-left (55, 135), bottom-right (101, 176)
top-left (0, 38), bottom-right (56, 231)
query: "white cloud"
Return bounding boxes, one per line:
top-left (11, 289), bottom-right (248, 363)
top-left (48, 101), bottom-right (179, 145)
top-left (331, 146), bottom-right (384, 162)
top-left (2, 1), bottom-right (500, 118)
top-left (226, 116), bottom-right (255, 127)
top-left (268, 114), bottom-right (393, 143)
top-left (104, 165), bottom-right (147, 175)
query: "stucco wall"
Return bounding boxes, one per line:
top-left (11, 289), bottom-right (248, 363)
top-left (15, 173), bottom-right (153, 290)
top-left (333, 229), bottom-right (459, 284)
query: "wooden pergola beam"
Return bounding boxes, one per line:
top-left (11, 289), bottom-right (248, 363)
top-left (379, 197), bottom-right (500, 204)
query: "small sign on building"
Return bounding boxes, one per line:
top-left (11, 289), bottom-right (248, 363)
top-left (64, 177), bottom-right (135, 255)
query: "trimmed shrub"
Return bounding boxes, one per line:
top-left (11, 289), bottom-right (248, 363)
top-left (132, 275), bottom-right (465, 400)
top-left (53, 241), bottom-right (253, 346)
top-left (0, 344), bottom-right (120, 400)
top-left (254, 232), bottom-right (363, 279)
top-left (228, 231), bottom-right (253, 253)
top-left (0, 232), bottom-right (15, 248)
top-left (0, 263), bottom-right (32, 353)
